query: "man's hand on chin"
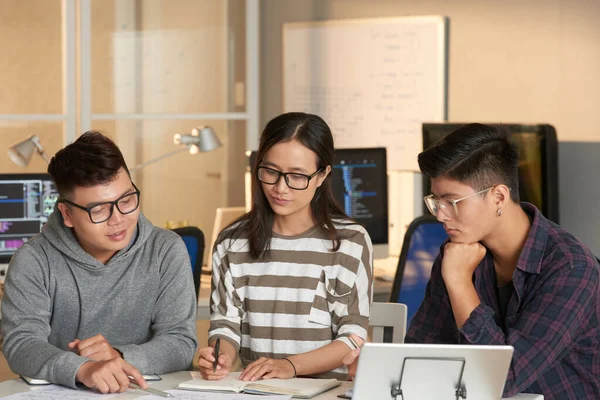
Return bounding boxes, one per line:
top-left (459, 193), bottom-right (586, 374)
top-left (441, 242), bottom-right (486, 287)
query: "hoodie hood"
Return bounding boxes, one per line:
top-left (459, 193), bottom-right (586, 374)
top-left (40, 208), bottom-right (155, 270)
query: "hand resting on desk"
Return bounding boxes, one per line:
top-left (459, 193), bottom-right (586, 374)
top-left (76, 358), bottom-right (147, 394)
top-left (239, 357), bottom-right (296, 381)
top-left (68, 333), bottom-right (121, 361)
top-left (69, 333), bottom-right (148, 394)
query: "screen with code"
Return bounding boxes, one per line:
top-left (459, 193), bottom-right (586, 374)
top-left (331, 148), bottom-right (388, 245)
top-left (0, 174), bottom-right (59, 262)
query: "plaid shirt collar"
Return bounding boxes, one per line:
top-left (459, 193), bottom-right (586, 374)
top-left (515, 202), bottom-right (549, 275)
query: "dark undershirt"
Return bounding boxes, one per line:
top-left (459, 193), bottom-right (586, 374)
top-left (496, 282), bottom-right (514, 320)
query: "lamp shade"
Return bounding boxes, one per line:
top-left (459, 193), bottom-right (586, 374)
top-left (174, 126), bottom-right (222, 154)
top-left (192, 126), bottom-right (222, 152)
top-left (130, 126), bottom-right (222, 171)
top-left (8, 135), bottom-right (47, 167)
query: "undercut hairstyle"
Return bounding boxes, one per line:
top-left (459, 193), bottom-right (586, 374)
top-left (418, 123), bottom-right (520, 202)
top-left (48, 131), bottom-right (129, 198)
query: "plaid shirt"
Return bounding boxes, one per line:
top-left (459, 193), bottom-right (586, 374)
top-left (405, 203), bottom-right (600, 399)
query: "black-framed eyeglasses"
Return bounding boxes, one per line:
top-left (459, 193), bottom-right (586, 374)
top-left (257, 166), bottom-right (323, 190)
top-left (60, 183), bottom-right (141, 224)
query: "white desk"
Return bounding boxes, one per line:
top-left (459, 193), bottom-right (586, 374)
top-left (0, 371), bottom-right (544, 399)
top-left (196, 256), bottom-right (398, 320)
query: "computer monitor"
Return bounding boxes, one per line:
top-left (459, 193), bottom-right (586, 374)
top-left (422, 123), bottom-right (559, 223)
top-left (0, 174), bottom-right (59, 264)
top-left (331, 148), bottom-right (388, 247)
top-left (248, 148), bottom-right (389, 256)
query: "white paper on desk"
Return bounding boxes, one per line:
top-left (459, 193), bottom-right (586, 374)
top-left (2, 384), bottom-right (119, 399)
top-left (136, 389), bottom-right (292, 399)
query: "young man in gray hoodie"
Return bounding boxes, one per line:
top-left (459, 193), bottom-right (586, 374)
top-left (1, 131), bottom-right (198, 393)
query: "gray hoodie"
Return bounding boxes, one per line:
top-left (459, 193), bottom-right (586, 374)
top-left (1, 210), bottom-right (198, 388)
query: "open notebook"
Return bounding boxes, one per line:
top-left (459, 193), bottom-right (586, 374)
top-left (177, 372), bottom-right (341, 399)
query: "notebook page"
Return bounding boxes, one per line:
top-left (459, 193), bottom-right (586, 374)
top-left (177, 372), bottom-right (246, 393)
top-left (245, 377), bottom-right (340, 396)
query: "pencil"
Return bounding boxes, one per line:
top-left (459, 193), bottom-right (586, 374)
top-left (348, 336), bottom-right (360, 350)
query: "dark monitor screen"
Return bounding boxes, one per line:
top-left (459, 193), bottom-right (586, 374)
top-left (422, 123), bottom-right (559, 223)
top-left (249, 148), bottom-right (389, 245)
top-left (0, 174), bottom-right (59, 263)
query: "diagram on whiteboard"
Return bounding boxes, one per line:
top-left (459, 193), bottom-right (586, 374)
top-left (283, 17), bottom-right (447, 170)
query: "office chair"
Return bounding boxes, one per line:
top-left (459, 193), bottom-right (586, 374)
top-left (389, 215), bottom-right (448, 326)
top-left (370, 302), bottom-right (407, 343)
top-left (207, 207), bottom-right (246, 273)
top-left (171, 226), bottom-right (205, 298)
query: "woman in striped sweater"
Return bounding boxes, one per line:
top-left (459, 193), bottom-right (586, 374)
top-left (197, 112), bottom-right (373, 381)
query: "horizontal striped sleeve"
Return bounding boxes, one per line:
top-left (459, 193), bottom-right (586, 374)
top-left (208, 240), bottom-right (244, 350)
top-left (333, 223), bottom-right (373, 344)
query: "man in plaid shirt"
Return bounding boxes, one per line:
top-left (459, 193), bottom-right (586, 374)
top-left (403, 123), bottom-right (600, 399)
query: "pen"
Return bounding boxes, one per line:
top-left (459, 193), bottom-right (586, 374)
top-left (213, 337), bottom-right (221, 373)
top-left (338, 388), bottom-right (354, 399)
top-left (348, 336), bottom-right (359, 350)
top-left (129, 377), bottom-right (172, 398)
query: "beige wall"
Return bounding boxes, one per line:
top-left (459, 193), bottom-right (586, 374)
top-left (260, 0), bottom-right (600, 142)
top-left (260, 0), bottom-right (600, 254)
top-left (0, 0), bottom-right (62, 115)
top-left (89, 0), bottom-right (247, 263)
top-left (0, 0), bottom-right (63, 174)
top-left (1, 1), bottom-right (247, 265)
top-left (2, 0), bottom-right (598, 253)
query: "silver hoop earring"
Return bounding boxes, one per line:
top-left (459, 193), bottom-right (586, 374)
top-left (497, 208), bottom-right (503, 217)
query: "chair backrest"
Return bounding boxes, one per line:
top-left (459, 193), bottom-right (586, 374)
top-left (208, 207), bottom-right (246, 269)
top-left (171, 226), bottom-right (205, 298)
top-left (389, 215), bottom-right (448, 326)
top-left (370, 302), bottom-right (407, 343)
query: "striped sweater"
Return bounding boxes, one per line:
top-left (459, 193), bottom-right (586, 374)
top-left (208, 220), bottom-right (373, 378)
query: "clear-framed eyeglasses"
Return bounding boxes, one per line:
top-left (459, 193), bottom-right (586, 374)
top-left (423, 187), bottom-right (493, 218)
top-left (257, 166), bottom-right (322, 190)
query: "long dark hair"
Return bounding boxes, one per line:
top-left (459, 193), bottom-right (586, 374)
top-left (225, 112), bottom-right (350, 259)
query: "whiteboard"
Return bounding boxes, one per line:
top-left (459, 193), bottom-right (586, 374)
top-left (283, 17), bottom-right (448, 170)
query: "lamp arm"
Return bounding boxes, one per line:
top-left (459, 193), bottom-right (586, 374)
top-left (31, 136), bottom-right (51, 164)
top-left (37, 150), bottom-right (50, 164)
top-left (129, 147), bottom-right (189, 171)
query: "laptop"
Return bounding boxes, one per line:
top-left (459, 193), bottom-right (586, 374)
top-left (353, 343), bottom-right (514, 400)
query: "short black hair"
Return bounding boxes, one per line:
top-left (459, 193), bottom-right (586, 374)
top-left (418, 123), bottom-right (520, 202)
top-left (48, 131), bottom-right (129, 197)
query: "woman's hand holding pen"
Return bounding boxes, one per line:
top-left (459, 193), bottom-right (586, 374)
top-left (342, 334), bottom-right (364, 379)
top-left (197, 341), bottom-right (234, 380)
